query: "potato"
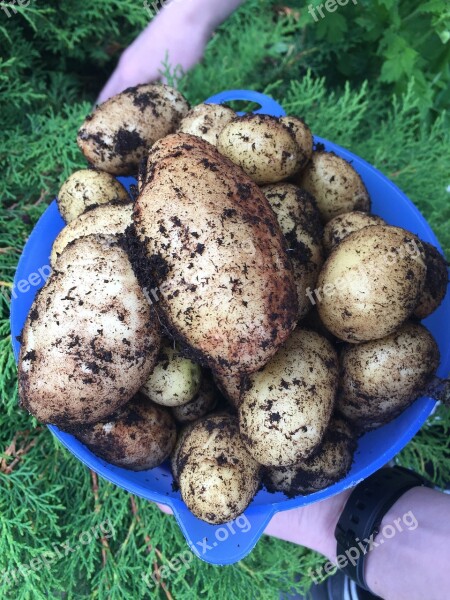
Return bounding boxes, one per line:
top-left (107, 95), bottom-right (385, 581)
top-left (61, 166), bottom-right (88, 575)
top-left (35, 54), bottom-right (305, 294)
top-left (178, 103), bottom-right (235, 146)
top-left (317, 226), bottom-right (427, 343)
top-left (57, 169), bottom-right (129, 223)
top-left (171, 373), bottom-right (217, 423)
top-left (323, 211), bottom-right (385, 255)
top-left (77, 84), bottom-right (189, 175)
top-left (130, 133), bottom-right (298, 375)
top-left (173, 414), bottom-right (261, 524)
top-left (265, 417), bottom-right (356, 496)
top-left (70, 394), bottom-right (176, 470)
top-left (141, 338), bottom-right (202, 407)
top-left (337, 321), bottom-right (440, 432)
top-left (213, 370), bottom-right (245, 409)
top-left (18, 235), bottom-right (160, 427)
top-left (171, 421), bottom-right (198, 483)
top-left (280, 116), bottom-right (313, 171)
top-left (413, 242), bottom-right (448, 319)
top-left (238, 328), bottom-right (338, 467)
top-left (217, 115), bottom-right (304, 184)
top-left (298, 152), bottom-right (371, 222)
top-left (51, 201), bottom-right (133, 267)
top-left (262, 183), bottom-right (324, 319)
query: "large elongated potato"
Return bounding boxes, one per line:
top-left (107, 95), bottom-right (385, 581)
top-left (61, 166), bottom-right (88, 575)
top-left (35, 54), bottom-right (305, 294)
top-left (298, 152), bottom-right (371, 222)
top-left (51, 201), bottom-right (133, 267)
top-left (238, 328), bottom-right (338, 467)
top-left (178, 103), bottom-right (235, 146)
top-left (131, 133), bottom-right (298, 375)
top-left (265, 417), bottom-right (356, 496)
top-left (217, 115), bottom-right (304, 184)
top-left (338, 322), bottom-right (440, 431)
top-left (173, 414), bottom-right (261, 524)
top-left (57, 169), bottom-right (129, 223)
top-left (262, 183), bottom-right (324, 319)
top-left (317, 226), bottom-right (427, 342)
top-left (18, 235), bottom-right (160, 427)
top-left (77, 84), bottom-right (189, 175)
top-left (70, 394), bottom-right (176, 470)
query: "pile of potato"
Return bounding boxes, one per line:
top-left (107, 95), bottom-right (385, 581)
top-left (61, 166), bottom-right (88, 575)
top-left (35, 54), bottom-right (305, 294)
top-left (18, 84), bottom-right (448, 524)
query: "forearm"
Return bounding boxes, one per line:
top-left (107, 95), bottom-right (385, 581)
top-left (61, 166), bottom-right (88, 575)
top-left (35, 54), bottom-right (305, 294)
top-left (265, 485), bottom-right (450, 599)
top-left (171, 0), bottom-right (246, 32)
top-left (365, 487), bottom-right (450, 600)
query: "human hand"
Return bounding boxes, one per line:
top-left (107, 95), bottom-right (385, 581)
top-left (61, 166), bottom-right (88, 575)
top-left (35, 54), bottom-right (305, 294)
top-left (97, 4), bottom-right (210, 104)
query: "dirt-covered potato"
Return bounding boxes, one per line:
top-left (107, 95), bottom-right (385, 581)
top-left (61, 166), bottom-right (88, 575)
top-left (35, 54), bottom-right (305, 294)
top-left (18, 235), bottom-right (160, 427)
top-left (170, 421), bottom-right (198, 483)
top-left (77, 84), bottom-right (189, 175)
top-left (298, 152), bottom-right (371, 222)
top-left (280, 116), bottom-right (313, 172)
top-left (238, 328), bottom-right (338, 467)
top-left (323, 211), bottom-right (385, 255)
top-left (178, 103), bottom-right (235, 146)
top-left (262, 183), bottom-right (324, 319)
top-left (317, 226), bottom-right (427, 343)
top-left (70, 394), bottom-right (176, 470)
top-left (414, 242), bottom-right (448, 319)
top-left (337, 322), bottom-right (440, 432)
top-left (140, 338), bottom-right (202, 408)
top-left (57, 169), bottom-right (129, 223)
top-left (130, 133), bottom-right (298, 375)
top-left (213, 370), bottom-right (245, 409)
top-left (217, 114), bottom-right (304, 184)
top-left (265, 417), bottom-right (356, 496)
top-left (173, 414), bottom-right (261, 524)
top-left (51, 201), bottom-right (133, 267)
top-left (171, 374), bottom-right (217, 423)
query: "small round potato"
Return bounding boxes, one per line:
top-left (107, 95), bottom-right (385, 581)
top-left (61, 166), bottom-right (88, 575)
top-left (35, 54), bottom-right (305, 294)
top-left (265, 417), bottom-right (356, 496)
top-left (337, 322), bottom-right (440, 432)
top-left (323, 211), bottom-right (385, 255)
top-left (57, 169), bottom-right (129, 223)
top-left (71, 394), bottom-right (176, 470)
top-left (51, 201), bottom-right (133, 267)
top-left (317, 226), bottom-right (427, 343)
top-left (414, 242), bottom-right (448, 319)
top-left (217, 114), bottom-right (303, 184)
top-left (298, 152), bottom-right (371, 222)
top-left (262, 183), bottom-right (324, 319)
top-left (77, 83), bottom-right (189, 175)
top-left (173, 414), bottom-right (261, 524)
top-left (280, 116), bottom-right (313, 171)
top-left (178, 103), bottom-right (236, 146)
top-left (171, 374), bottom-right (218, 423)
top-left (141, 338), bottom-right (202, 407)
top-left (171, 421), bottom-right (198, 483)
top-left (239, 328), bottom-right (338, 467)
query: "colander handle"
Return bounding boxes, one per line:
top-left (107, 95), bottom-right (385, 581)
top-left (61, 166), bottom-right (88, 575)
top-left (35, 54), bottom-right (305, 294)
top-left (170, 499), bottom-right (276, 565)
top-left (205, 89), bottom-right (286, 117)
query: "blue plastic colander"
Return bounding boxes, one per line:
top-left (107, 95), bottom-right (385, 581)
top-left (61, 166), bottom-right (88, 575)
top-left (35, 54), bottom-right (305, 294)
top-left (10, 90), bottom-right (450, 565)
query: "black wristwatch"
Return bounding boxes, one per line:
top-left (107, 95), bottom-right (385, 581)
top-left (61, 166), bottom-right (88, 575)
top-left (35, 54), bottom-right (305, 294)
top-left (334, 466), bottom-right (433, 592)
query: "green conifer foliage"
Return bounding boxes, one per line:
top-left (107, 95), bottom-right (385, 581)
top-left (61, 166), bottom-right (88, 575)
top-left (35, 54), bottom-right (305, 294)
top-left (1, 1), bottom-right (449, 597)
